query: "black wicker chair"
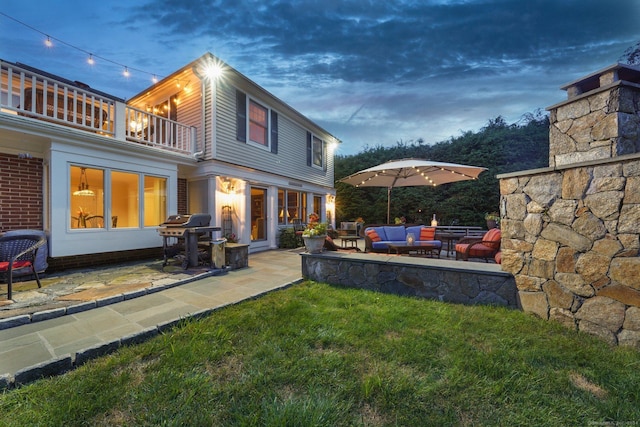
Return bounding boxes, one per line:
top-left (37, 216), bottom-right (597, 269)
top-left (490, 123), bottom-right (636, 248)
top-left (0, 234), bottom-right (47, 300)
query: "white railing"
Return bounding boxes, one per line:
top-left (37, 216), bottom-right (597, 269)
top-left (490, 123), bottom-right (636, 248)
top-left (124, 105), bottom-right (195, 153)
top-left (1, 61), bottom-right (195, 155)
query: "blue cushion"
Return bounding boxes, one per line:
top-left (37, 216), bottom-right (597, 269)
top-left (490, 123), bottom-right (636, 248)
top-left (371, 241), bottom-right (390, 250)
top-left (383, 226), bottom-right (406, 241)
top-left (371, 227), bottom-right (387, 241)
top-left (405, 226), bottom-right (422, 238)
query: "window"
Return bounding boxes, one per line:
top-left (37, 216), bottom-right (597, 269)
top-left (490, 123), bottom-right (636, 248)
top-left (69, 165), bottom-right (166, 230)
top-left (313, 196), bottom-right (321, 218)
top-left (144, 176), bottom-right (167, 227)
top-left (111, 171), bottom-right (139, 228)
top-left (70, 166), bottom-right (104, 229)
top-left (236, 90), bottom-right (278, 153)
top-left (306, 132), bottom-right (324, 169)
top-left (249, 100), bottom-right (268, 146)
top-left (312, 135), bottom-right (323, 167)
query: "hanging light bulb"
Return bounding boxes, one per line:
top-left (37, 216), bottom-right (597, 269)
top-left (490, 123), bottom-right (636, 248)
top-left (73, 168), bottom-right (95, 196)
top-left (87, 54), bottom-right (95, 65)
top-left (123, 66), bottom-right (130, 77)
top-left (152, 74), bottom-right (158, 84)
top-left (44, 36), bottom-right (53, 47)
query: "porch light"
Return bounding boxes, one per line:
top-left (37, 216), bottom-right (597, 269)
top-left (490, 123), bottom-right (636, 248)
top-left (73, 168), bottom-right (95, 197)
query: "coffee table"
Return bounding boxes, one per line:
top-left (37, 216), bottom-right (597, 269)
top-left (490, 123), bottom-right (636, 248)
top-left (340, 236), bottom-right (360, 248)
top-left (387, 242), bottom-right (440, 258)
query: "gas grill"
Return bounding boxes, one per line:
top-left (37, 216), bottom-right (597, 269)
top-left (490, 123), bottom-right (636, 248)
top-left (157, 214), bottom-right (221, 269)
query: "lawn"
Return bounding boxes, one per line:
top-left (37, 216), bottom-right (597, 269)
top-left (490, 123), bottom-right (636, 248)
top-left (1, 281), bottom-right (639, 426)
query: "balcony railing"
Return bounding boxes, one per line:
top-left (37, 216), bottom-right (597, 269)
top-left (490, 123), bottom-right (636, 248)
top-left (1, 61), bottom-right (196, 155)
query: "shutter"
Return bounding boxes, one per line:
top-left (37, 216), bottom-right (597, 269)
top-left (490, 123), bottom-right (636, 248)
top-left (236, 90), bottom-right (246, 142)
top-left (270, 111), bottom-right (278, 154)
top-left (323, 140), bottom-right (327, 172)
top-left (306, 132), bottom-right (312, 166)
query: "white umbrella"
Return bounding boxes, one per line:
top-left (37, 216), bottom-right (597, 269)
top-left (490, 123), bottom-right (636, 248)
top-left (339, 158), bottom-right (487, 223)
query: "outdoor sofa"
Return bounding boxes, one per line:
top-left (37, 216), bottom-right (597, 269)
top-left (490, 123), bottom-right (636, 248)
top-left (363, 224), bottom-right (442, 253)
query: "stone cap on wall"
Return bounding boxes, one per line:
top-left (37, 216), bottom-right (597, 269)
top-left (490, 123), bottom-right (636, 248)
top-left (556, 62), bottom-right (640, 102)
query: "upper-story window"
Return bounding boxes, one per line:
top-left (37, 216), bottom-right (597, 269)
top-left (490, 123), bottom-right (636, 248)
top-left (307, 132), bottom-right (324, 169)
top-left (249, 100), bottom-right (268, 146)
top-left (236, 90), bottom-right (278, 153)
top-left (312, 135), bottom-right (323, 168)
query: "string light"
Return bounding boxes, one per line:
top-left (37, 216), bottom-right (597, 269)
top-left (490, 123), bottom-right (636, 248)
top-left (0, 12), bottom-right (163, 84)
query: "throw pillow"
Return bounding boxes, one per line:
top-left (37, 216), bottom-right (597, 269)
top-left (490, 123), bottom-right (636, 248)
top-left (420, 227), bottom-right (436, 241)
top-left (365, 228), bottom-right (381, 242)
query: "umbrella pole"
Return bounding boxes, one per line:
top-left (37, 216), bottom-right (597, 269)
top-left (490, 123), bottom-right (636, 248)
top-left (387, 187), bottom-right (391, 223)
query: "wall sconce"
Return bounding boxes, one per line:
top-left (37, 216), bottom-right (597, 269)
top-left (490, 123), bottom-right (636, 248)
top-left (73, 167), bottom-right (95, 196)
top-left (222, 179), bottom-right (235, 194)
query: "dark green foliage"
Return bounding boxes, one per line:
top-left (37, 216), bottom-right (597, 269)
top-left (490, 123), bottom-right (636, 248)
top-left (278, 227), bottom-right (303, 249)
top-left (335, 112), bottom-right (549, 226)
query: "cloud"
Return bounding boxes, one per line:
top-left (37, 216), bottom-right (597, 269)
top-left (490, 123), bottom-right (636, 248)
top-left (2, 0), bottom-right (639, 155)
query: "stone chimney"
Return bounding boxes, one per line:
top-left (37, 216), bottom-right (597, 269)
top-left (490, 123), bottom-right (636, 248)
top-left (547, 63), bottom-right (640, 167)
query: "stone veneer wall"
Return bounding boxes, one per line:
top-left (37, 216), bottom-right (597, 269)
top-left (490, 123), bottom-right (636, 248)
top-left (499, 63), bottom-right (640, 347)
top-left (301, 253), bottom-right (518, 308)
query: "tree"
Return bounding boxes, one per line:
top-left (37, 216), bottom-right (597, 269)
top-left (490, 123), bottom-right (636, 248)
top-left (334, 113), bottom-right (549, 227)
top-left (620, 41), bottom-right (640, 65)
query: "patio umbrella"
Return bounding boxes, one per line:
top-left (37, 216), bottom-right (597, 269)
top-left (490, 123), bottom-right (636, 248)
top-left (339, 158), bottom-right (487, 223)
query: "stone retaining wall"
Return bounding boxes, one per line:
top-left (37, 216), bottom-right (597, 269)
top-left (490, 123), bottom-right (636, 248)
top-left (301, 253), bottom-right (518, 308)
top-left (498, 63), bottom-right (640, 347)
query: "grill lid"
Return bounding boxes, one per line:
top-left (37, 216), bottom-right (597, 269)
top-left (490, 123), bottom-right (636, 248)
top-left (160, 213), bottom-right (211, 227)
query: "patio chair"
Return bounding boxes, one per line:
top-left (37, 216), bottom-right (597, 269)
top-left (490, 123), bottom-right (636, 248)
top-left (455, 228), bottom-right (501, 262)
top-left (0, 234), bottom-right (47, 300)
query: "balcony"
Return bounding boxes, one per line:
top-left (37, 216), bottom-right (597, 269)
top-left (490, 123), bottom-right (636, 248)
top-left (0, 60), bottom-right (196, 156)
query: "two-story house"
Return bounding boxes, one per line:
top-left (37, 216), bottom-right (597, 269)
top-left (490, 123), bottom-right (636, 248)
top-left (0, 53), bottom-right (339, 270)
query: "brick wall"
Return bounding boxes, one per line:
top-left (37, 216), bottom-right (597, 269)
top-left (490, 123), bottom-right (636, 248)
top-left (178, 177), bottom-right (188, 215)
top-left (0, 154), bottom-right (43, 230)
top-left (46, 247), bottom-right (164, 272)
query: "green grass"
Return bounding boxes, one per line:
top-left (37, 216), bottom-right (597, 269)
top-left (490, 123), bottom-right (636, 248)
top-left (1, 281), bottom-right (639, 426)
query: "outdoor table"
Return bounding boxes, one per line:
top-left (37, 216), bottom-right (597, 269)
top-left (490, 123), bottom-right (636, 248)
top-left (387, 242), bottom-right (440, 258)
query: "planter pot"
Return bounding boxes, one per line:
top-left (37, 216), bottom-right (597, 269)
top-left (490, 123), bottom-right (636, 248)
top-left (303, 235), bottom-right (326, 254)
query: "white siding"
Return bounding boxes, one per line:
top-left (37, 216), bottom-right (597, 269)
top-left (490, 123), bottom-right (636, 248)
top-left (211, 80), bottom-right (334, 188)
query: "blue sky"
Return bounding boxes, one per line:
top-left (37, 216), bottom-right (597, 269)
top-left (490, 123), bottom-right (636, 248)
top-left (1, 0), bottom-right (639, 155)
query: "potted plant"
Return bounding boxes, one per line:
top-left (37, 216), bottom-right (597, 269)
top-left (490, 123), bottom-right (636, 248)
top-left (302, 212), bottom-right (328, 253)
top-left (485, 212), bottom-right (500, 229)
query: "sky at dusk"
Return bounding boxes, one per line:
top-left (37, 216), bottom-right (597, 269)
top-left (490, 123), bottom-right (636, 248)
top-left (1, 1), bottom-right (639, 155)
